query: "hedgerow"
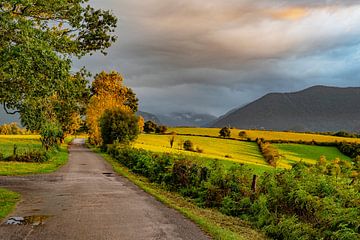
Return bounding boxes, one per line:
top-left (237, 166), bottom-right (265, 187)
top-left (106, 145), bottom-right (360, 240)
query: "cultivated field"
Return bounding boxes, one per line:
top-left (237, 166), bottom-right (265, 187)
top-left (275, 143), bottom-right (352, 165)
top-left (135, 128), bottom-right (356, 171)
top-left (168, 127), bottom-right (360, 143)
top-left (134, 134), bottom-right (273, 173)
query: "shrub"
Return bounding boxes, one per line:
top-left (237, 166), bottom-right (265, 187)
top-left (183, 140), bottom-right (194, 151)
top-left (155, 125), bottom-right (167, 134)
top-left (105, 146), bottom-right (360, 240)
top-left (219, 127), bottom-right (231, 138)
top-left (5, 150), bottom-right (49, 163)
top-left (40, 122), bottom-right (63, 151)
top-left (239, 131), bottom-right (247, 138)
top-left (143, 121), bottom-right (157, 134)
top-left (100, 108), bottom-right (139, 145)
top-left (0, 122), bottom-right (27, 135)
top-left (257, 139), bottom-right (280, 167)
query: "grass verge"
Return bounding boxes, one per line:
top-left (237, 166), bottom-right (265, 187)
top-left (0, 188), bottom-right (20, 220)
top-left (92, 147), bottom-right (266, 240)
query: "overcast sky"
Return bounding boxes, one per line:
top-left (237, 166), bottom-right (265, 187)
top-left (74, 0), bottom-right (360, 116)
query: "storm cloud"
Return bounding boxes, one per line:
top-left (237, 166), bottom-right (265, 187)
top-left (74, 0), bottom-right (360, 116)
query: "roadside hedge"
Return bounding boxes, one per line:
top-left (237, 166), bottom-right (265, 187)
top-left (106, 145), bottom-right (360, 240)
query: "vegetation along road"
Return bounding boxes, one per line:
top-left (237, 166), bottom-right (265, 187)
top-left (0, 139), bottom-right (209, 240)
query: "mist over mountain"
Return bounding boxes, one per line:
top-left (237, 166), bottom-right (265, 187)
top-left (157, 112), bottom-right (217, 127)
top-left (137, 111), bottom-right (162, 124)
top-left (212, 86), bottom-right (360, 133)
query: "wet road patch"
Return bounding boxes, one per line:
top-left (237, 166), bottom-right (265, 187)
top-left (102, 173), bottom-right (115, 177)
top-left (5, 215), bottom-right (50, 226)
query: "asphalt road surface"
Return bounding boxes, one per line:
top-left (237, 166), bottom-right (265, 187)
top-left (0, 139), bottom-right (210, 240)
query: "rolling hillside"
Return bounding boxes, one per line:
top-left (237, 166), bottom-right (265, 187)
top-left (212, 86), bottom-right (360, 132)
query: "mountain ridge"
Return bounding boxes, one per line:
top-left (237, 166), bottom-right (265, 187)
top-left (212, 85), bottom-right (360, 132)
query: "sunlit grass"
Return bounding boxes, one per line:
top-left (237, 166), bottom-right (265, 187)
top-left (0, 188), bottom-right (20, 220)
top-left (0, 135), bottom-right (69, 176)
top-left (274, 144), bottom-right (352, 165)
top-left (0, 135), bottom-right (41, 158)
top-left (134, 134), bottom-right (272, 173)
top-left (168, 127), bottom-right (360, 143)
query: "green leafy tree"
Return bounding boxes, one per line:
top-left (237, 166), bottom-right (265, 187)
top-left (100, 108), bottom-right (139, 145)
top-left (144, 121), bottom-right (157, 134)
top-left (124, 88), bottom-right (139, 113)
top-left (0, 0), bottom-right (117, 133)
top-left (40, 122), bottom-right (64, 151)
top-left (156, 125), bottom-right (167, 134)
top-left (219, 127), bottom-right (231, 138)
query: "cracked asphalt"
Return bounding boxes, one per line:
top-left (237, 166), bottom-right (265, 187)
top-left (0, 139), bottom-right (210, 240)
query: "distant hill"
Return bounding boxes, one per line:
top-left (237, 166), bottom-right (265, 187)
top-left (157, 112), bottom-right (217, 127)
top-left (212, 86), bottom-right (360, 133)
top-left (137, 111), bottom-right (162, 124)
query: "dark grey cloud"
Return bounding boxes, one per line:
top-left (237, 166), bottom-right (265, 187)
top-left (74, 0), bottom-right (360, 116)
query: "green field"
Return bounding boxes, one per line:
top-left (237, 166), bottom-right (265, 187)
top-left (0, 188), bottom-right (20, 220)
top-left (0, 135), bottom-right (70, 176)
top-left (0, 135), bottom-right (42, 158)
top-left (135, 134), bottom-right (275, 172)
top-left (275, 144), bottom-right (352, 165)
top-left (136, 128), bottom-right (355, 171)
top-left (168, 127), bottom-right (360, 143)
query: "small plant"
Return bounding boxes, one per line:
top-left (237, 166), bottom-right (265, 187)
top-left (219, 127), bottom-right (231, 138)
top-left (196, 147), bottom-right (204, 153)
top-left (183, 140), bottom-right (194, 151)
top-left (239, 131), bottom-right (247, 138)
top-left (168, 132), bottom-right (176, 148)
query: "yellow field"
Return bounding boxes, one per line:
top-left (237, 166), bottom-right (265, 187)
top-left (168, 127), bottom-right (360, 143)
top-left (134, 134), bottom-right (276, 169)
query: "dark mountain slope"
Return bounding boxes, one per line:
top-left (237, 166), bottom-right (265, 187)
top-left (212, 86), bottom-right (360, 132)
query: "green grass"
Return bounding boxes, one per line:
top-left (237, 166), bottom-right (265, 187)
top-left (135, 134), bottom-right (272, 173)
top-left (92, 147), bottom-right (266, 240)
top-left (274, 144), bottom-right (352, 165)
top-left (0, 135), bottom-right (41, 158)
top-left (168, 127), bottom-right (360, 144)
top-left (0, 135), bottom-right (70, 176)
top-left (0, 188), bottom-right (20, 220)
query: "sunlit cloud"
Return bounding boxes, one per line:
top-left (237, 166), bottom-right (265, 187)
top-left (271, 7), bottom-right (309, 20)
top-left (75, 0), bottom-right (360, 115)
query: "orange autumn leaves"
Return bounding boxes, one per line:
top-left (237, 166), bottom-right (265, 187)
top-left (86, 71), bottom-right (143, 145)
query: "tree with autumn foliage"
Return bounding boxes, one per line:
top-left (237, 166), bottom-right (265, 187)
top-left (86, 71), bottom-right (141, 145)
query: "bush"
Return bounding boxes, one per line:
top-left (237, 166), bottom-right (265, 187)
top-left (5, 150), bottom-right (49, 163)
top-left (100, 108), bottom-right (139, 145)
top-left (155, 125), bottom-right (167, 134)
top-left (219, 127), bottom-right (231, 138)
top-left (0, 123), bottom-right (27, 135)
top-left (239, 131), bottom-right (247, 138)
top-left (257, 139), bottom-right (280, 167)
top-left (40, 122), bottom-right (63, 151)
top-left (183, 140), bottom-right (194, 151)
top-left (143, 121), bottom-right (157, 134)
top-left (105, 146), bottom-right (360, 240)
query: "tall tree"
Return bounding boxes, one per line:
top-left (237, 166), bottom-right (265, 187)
top-left (0, 0), bottom-right (117, 131)
top-left (87, 71), bottom-right (138, 145)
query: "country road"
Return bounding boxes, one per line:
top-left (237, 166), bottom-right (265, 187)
top-left (0, 139), bottom-right (210, 240)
